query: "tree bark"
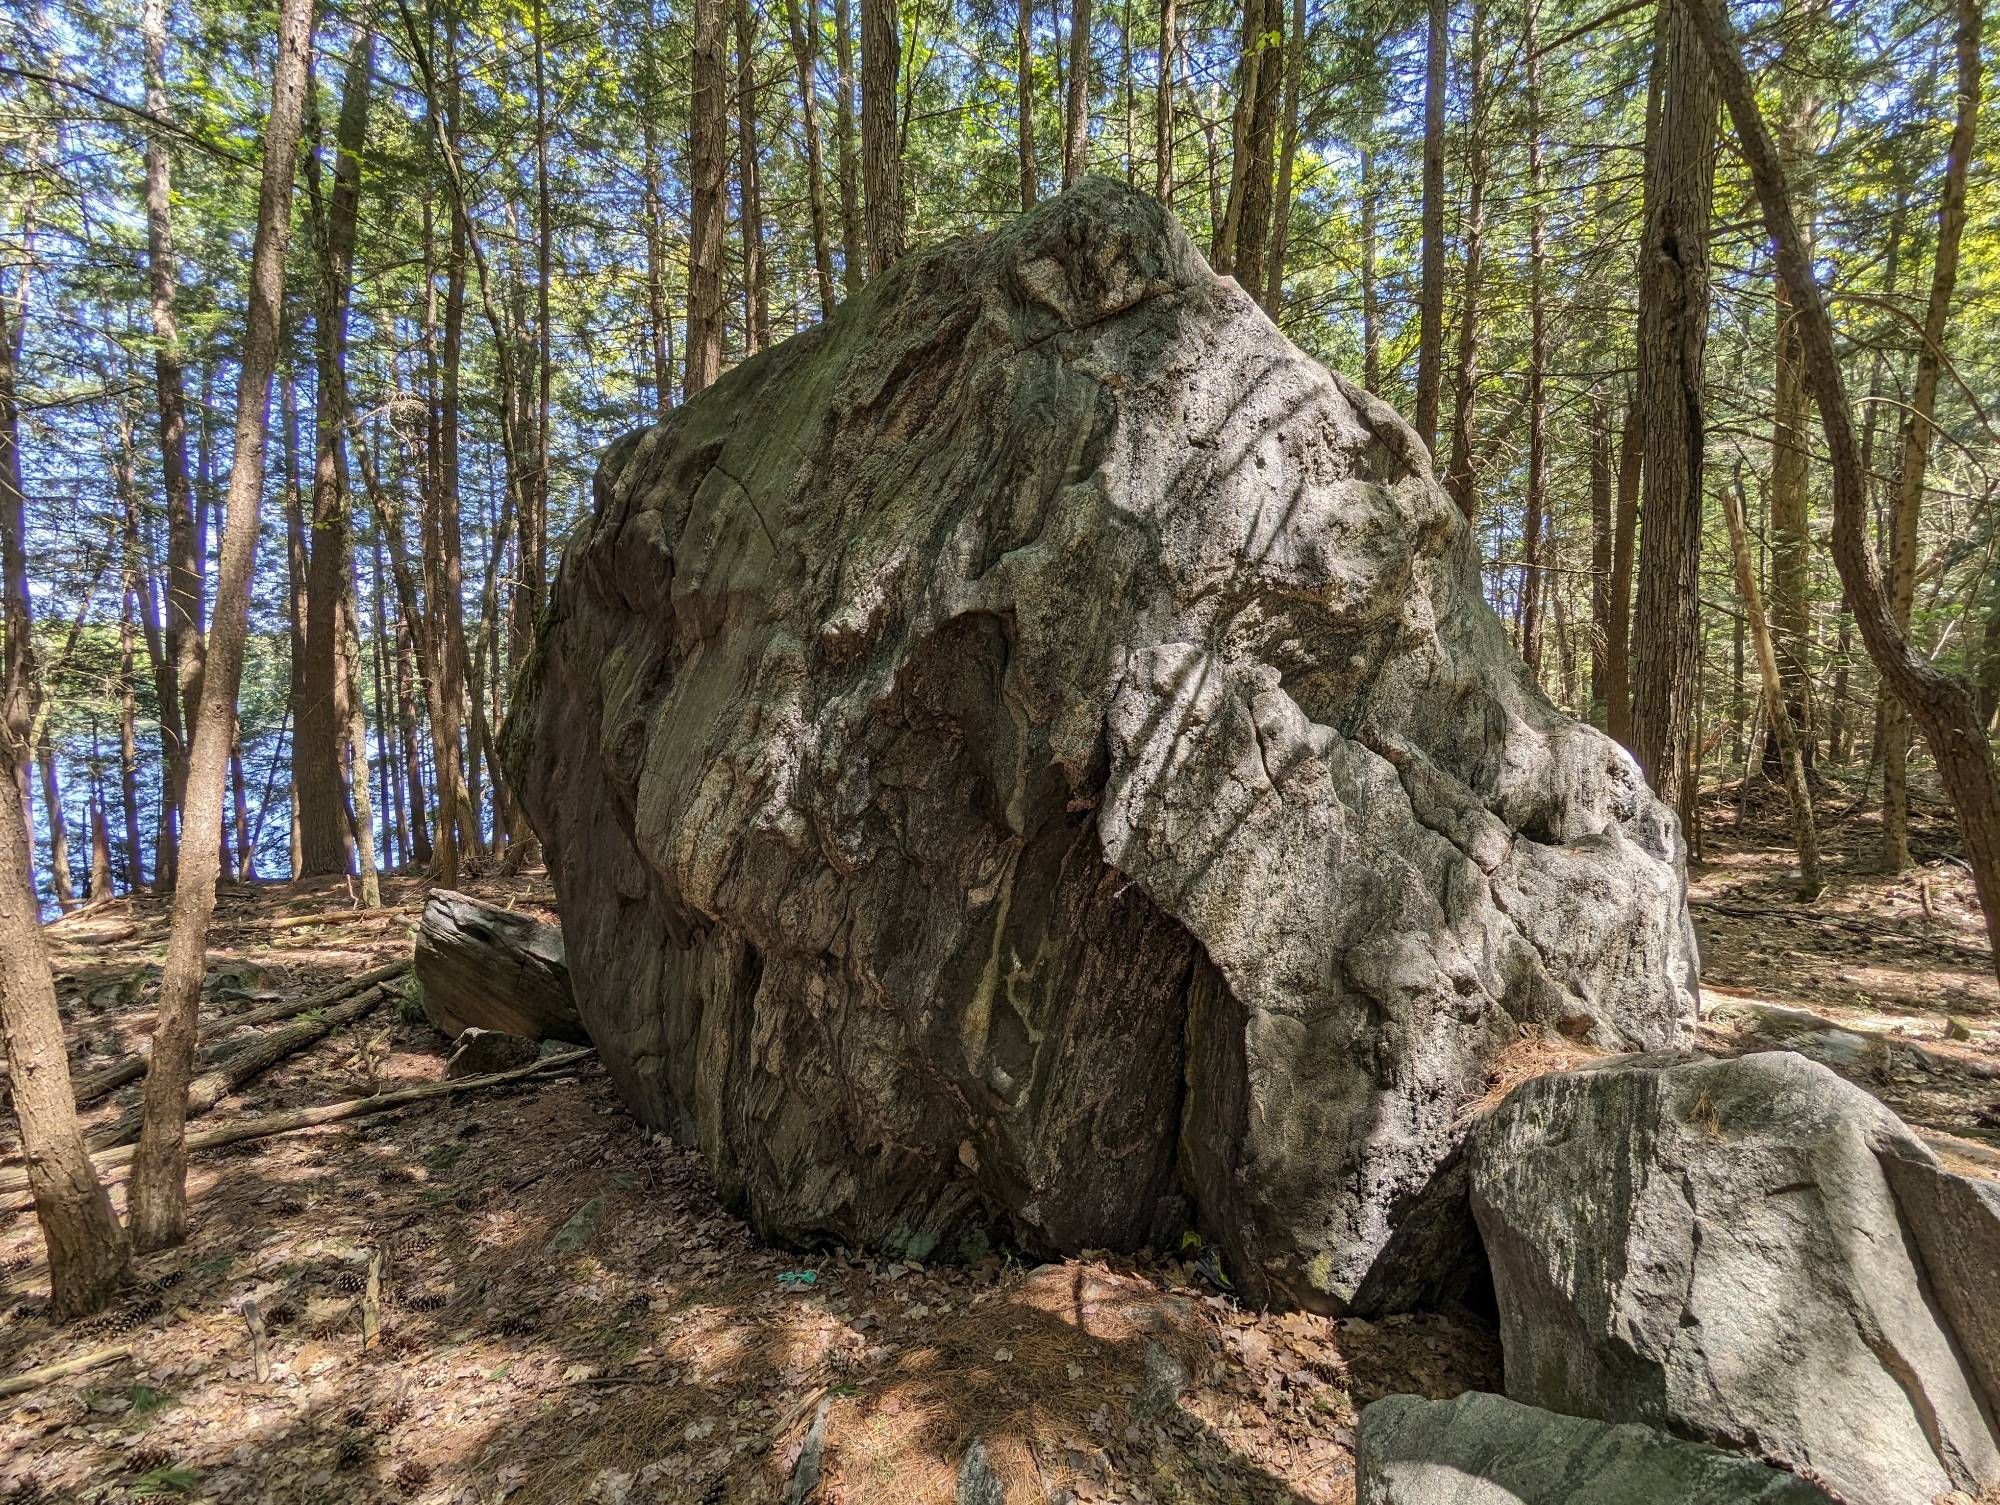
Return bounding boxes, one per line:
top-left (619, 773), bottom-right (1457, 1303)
top-left (1519, 0), bottom-right (1547, 673)
top-left (833, 0), bottom-right (864, 288)
top-left (1629, 0), bottom-right (1716, 819)
top-left (736, 0), bottom-right (771, 352)
top-left (784, 0), bottom-right (839, 315)
top-left (1685, 0), bottom-right (2000, 974)
top-left (1444, 0), bottom-right (1490, 524)
top-left (860, 0), bottom-right (903, 274)
top-left (1263, 0), bottom-right (1304, 317)
top-left (686, 0), bottom-right (729, 395)
top-left (296, 19), bottom-right (375, 878)
top-left (0, 740), bottom-right (128, 1317)
top-left (127, 0), bottom-right (313, 1251)
top-left (1153, 0), bottom-right (1174, 201)
top-left (1017, 0), bottom-right (1038, 209)
top-left (1589, 388), bottom-right (1613, 725)
top-left (1413, 0), bottom-right (1447, 457)
top-left (1607, 387), bottom-right (1641, 748)
top-left (1725, 471), bottom-right (1821, 895)
top-left (142, 0), bottom-right (195, 873)
top-left (1062, 0), bottom-right (1092, 187)
top-left (1361, 147), bottom-right (1379, 392)
top-left (1881, 0), bottom-right (1979, 872)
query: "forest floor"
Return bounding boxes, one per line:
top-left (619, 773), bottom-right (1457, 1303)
top-left (0, 783), bottom-right (1996, 1505)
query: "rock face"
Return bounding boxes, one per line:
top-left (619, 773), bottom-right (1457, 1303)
top-left (509, 178), bottom-right (1697, 1311)
top-left (1468, 1049), bottom-right (2000, 1505)
top-left (412, 890), bottom-right (587, 1044)
top-left (444, 1027), bottom-right (543, 1079)
top-left (1355, 1393), bottom-right (1834, 1504)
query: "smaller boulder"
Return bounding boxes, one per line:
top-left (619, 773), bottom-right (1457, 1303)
top-left (445, 1028), bottom-right (543, 1079)
top-left (1469, 1049), bottom-right (2000, 1505)
top-left (413, 890), bottom-right (588, 1043)
top-left (1355, 1393), bottom-right (1834, 1504)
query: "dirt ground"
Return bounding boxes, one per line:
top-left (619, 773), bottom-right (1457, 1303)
top-left (0, 783), bottom-right (1994, 1505)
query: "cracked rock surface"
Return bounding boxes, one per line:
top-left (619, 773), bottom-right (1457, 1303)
top-left (1469, 1049), bottom-right (2000, 1505)
top-left (509, 177), bottom-right (1697, 1312)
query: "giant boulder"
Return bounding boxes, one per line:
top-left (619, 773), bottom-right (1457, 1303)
top-left (508, 178), bottom-right (1697, 1311)
top-left (1468, 1049), bottom-right (2000, 1505)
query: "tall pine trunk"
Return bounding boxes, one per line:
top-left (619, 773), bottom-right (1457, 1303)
top-left (1629, 0), bottom-right (1716, 819)
top-left (1881, 0), bottom-right (1979, 871)
top-left (128, 0), bottom-right (314, 1251)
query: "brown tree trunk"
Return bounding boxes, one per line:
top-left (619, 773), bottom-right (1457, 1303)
top-left (142, 0), bottom-right (194, 870)
top-left (1017, 0), bottom-right (1038, 209)
top-left (296, 20), bottom-right (374, 878)
top-left (1725, 471), bottom-right (1821, 895)
top-left (1214, 0), bottom-right (1279, 294)
top-left (1263, 0), bottom-right (1304, 317)
top-left (1881, 0), bottom-right (1979, 872)
top-left (833, 0), bottom-right (863, 288)
top-left (784, 0), bottom-right (839, 314)
top-left (1361, 148), bottom-right (1379, 392)
top-left (736, 0), bottom-right (771, 352)
top-left (1607, 389), bottom-right (1641, 747)
top-left (0, 742), bottom-right (129, 1317)
top-left (1063, 0), bottom-right (1092, 187)
top-left (1444, 0), bottom-right (1490, 523)
top-left (1153, 0), bottom-right (1174, 201)
top-left (1413, 0), bottom-right (1447, 457)
top-left (860, 0), bottom-right (903, 274)
top-left (1589, 389), bottom-right (1613, 726)
top-left (686, 0), bottom-right (729, 395)
top-left (1685, 0), bottom-right (2000, 976)
top-left (128, 0), bottom-right (313, 1252)
top-left (117, 578), bottom-right (145, 889)
top-left (1, 200), bottom-right (35, 863)
top-left (1519, 0), bottom-right (1547, 674)
top-left (1629, 0), bottom-right (1716, 818)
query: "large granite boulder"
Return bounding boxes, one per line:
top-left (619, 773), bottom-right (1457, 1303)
top-left (1468, 1049), bottom-right (2000, 1505)
top-left (1356, 1393), bottom-right (1834, 1504)
top-left (509, 178), bottom-right (1697, 1311)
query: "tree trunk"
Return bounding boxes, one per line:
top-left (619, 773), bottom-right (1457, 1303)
top-left (833, 0), bottom-right (863, 288)
top-left (1153, 0), bottom-right (1174, 201)
top-left (296, 20), bottom-right (375, 878)
top-left (1589, 389), bottom-right (1613, 725)
top-left (1413, 0), bottom-right (1447, 457)
top-left (1, 203), bottom-right (35, 867)
top-left (1724, 472), bottom-right (1821, 895)
top-left (1628, 0), bottom-right (1716, 819)
top-left (0, 740), bottom-right (128, 1318)
top-left (142, 0), bottom-right (195, 869)
top-left (784, 0), bottom-right (839, 315)
top-left (1881, 0), bottom-right (1979, 872)
top-left (1361, 148), bottom-right (1379, 393)
top-left (127, 0), bottom-right (312, 1251)
top-left (1607, 389), bottom-right (1640, 748)
top-left (1444, 0), bottom-right (1490, 524)
top-left (1685, 0), bottom-right (2000, 976)
top-left (341, 587), bottom-right (381, 908)
top-left (860, 0), bottom-right (903, 274)
top-left (1519, 0), bottom-right (1547, 674)
top-left (1262, 0), bottom-right (1304, 317)
top-left (686, 0), bottom-right (729, 395)
top-left (736, 0), bottom-right (771, 352)
top-left (117, 577), bottom-right (145, 889)
top-left (1062, 0), bottom-right (1092, 187)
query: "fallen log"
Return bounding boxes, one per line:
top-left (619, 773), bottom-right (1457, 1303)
top-left (56, 987), bottom-right (389, 1166)
top-left (0, 1344), bottom-right (133, 1399)
top-left (0, 1050), bottom-right (593, 1211)
top-left (68, 961), bottom-right (412, 1108)
top-left (412, 890), bottom-right (586, 1043)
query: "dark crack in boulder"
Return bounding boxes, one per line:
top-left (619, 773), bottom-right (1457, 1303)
top-left (508, 178), bottom-right (1697, 1312)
